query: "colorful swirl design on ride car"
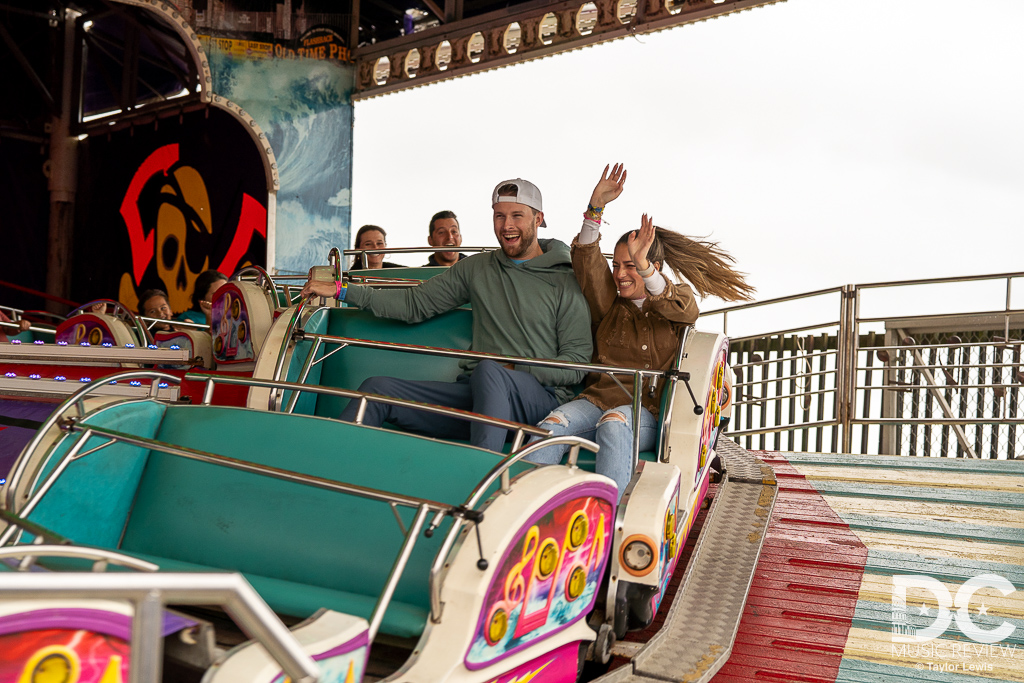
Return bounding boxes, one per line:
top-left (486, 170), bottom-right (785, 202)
top-left (466, 484), bottom-right (615, 668)
top-left (212, 283), bottom-right (254, 363)
top-left (696, 340), bottom-right (730, 483)
top-left (55, 315), bottom-right (117, 348)
top-left (652, 481), bottom-right (683, 612)
top-left (0, 626), bottom-right (128, 682)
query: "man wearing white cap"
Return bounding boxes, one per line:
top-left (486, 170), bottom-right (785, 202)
top-left (301, 178), bottom-right (592, 452)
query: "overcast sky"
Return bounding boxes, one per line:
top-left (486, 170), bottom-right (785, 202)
top-left (350, 0), bottom-right (1023, 328)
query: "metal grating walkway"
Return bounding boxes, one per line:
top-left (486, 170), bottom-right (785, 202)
top-left (599, 438), bottom-right (778, 682)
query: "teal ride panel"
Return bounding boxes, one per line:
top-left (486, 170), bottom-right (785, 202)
top-left (310, 306), bottom-right (473, 418)
top-left (28, 400), bottom-right (166, 548)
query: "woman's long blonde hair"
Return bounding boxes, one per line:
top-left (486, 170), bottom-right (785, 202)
top-left (617, 228), bottom-right (754, 301)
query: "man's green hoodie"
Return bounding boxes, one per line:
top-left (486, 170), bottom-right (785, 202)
top-left (345, 239), bottom-right (592, 402)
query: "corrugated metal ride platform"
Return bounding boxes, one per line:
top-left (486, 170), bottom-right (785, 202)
top-left (601, 440), bottom-right (1024, 683)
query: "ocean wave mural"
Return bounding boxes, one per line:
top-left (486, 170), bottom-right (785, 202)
top-left (207, 51), bottom-right (353, 275)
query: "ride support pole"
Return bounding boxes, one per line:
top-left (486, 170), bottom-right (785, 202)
top-left (45, 8), bottom-right (80, 317)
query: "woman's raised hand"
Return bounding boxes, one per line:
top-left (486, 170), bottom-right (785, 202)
top-left (627, 214), bottom-right (656, 272)
top-left (589, 163), bottom-right (627, 209)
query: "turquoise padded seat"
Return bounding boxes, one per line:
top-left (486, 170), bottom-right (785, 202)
top-left (28, 404), bottom-right (528, 638)
top-left (310, 307), bottom-right (473, 418)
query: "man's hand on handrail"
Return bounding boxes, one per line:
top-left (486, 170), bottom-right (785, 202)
top-left (301, 279), bottom-right (338, 299)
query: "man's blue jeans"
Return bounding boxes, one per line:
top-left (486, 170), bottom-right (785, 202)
top-left (338, 360), bottom-right (560, 453)
top-left (525, 399), bottom-right (656, 500)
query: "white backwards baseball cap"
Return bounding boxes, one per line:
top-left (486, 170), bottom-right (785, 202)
top-left (492, 178), bottom-right (547, 227)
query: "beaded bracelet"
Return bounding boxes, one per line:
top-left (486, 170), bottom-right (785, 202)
top-left (584, 204), bottom-right (604, 222)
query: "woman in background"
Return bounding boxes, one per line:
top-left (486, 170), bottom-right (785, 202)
top-left (351, 225), bottom-right (405, 270)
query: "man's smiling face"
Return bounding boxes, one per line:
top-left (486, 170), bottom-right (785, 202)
top-left (492, 201), bottom-right (543, 260)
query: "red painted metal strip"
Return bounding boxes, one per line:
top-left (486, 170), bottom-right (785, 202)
top-left (712, 453), bottom-right (869, 683)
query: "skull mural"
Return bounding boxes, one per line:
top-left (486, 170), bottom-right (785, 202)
top-left (114, 136), bottom-right (268, 317)
top-left (155, 164), bottom-right (213, 312)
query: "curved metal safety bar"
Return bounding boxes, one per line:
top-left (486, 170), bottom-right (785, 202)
top-left (0, 320), bottom-right (55, 335)
top-left (427, 435), bottom-right (599, 621)
top-left (0, 545), bottom-right (160, 573)
top-left (292, 329), bottom-right (673, 477)
top-left (0, 572), bottom-right (320, 683)
top-left (188, 372), bottom-right (551, 439)
top-left (344, 246), bottom-right (496, 258)
top-left (658, 325), bottom-right (694, 463)
top-left (327, 247), bottom-right (343, 281)
top-left (67, 298), bottom-right (153, 344)
top-left (48, 422), bottom-right (457, 516)
top-left (270, 299), bottom-right (311, 385)
top-left (232, 265), bottom-right (280, 304)
top-left (4, 370), bottom-right (182, 512)
top-left (137, 315), bottom-right (209, 332)
top-left (296, 332), bottom-right (666, 381)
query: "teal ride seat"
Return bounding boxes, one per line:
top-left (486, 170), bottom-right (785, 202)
top-left (287, 306), bottom-right (474, 419)
top-left (24, 403), bottom-right (527, 639)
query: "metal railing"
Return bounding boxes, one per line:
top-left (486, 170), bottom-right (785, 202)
top-left (0, 572), bottom-right (319, 683)
top-left (701, 272), bottom-right (1024, 458)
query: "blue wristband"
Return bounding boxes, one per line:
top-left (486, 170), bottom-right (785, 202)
top-left (335, 280), bottom-right (348, 301)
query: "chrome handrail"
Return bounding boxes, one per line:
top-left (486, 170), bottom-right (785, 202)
top-left (188, 372), bottom-right (551, 439)
top-left (295, 331), bottom-right (664, 381)
top-left (0, 572), bottom-right (319, 683)
top-left (0, 545), bottom-right (160, 572)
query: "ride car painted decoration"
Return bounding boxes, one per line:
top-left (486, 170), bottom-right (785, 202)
top-left (466, 484), bottom-right (615, 668)
top-left (213, 284), bottom-right (254, 363)
top-left (696, 340), bottom-right (730, 483)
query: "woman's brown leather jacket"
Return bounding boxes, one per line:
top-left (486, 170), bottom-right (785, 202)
top-left (572, 238), bottom-right (699, 416)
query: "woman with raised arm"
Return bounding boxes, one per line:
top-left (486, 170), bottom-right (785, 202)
top-left (526, 164), bottom-right (754, 500)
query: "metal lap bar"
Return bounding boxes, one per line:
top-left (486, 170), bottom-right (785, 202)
top-left (0, 545), bottom-right (160, 573)
top-left (189, 373), bottom-right (551, 439)
top-left (0, 509), bottom-right (70, 546)
top-left (297, 332), bottom-right (663, 459)
top-left (3, 370), bottom-right (182, 512)
top-left (0, 572), bottom-right (319, 683)
top-left (57, 422), bottom-right (455, 516)
top-left (270, 301), bottom-right (309, 385)
top-left (299, 332), bottom-right (665, 380)
top-left (283, 341), bottom-right (349, 413)
top-left (137, 315), bottom-right (208, 332)
top-left (659, 326), bottom-right (694, 463)
top-left (428, 435), bottom-right (599, 622)
top-left (0, 428), bottom-right (97, 547)
top-left (368, 504), bottom-right (429, 642)
top-left (283, 336), bottom-right (323, 413)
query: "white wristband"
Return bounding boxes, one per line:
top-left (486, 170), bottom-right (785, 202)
top-left (636, 261), bottom-right (656, 278)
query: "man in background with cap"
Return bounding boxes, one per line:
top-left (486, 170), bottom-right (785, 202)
top-left (300, 178), bottom-right (592, 452)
